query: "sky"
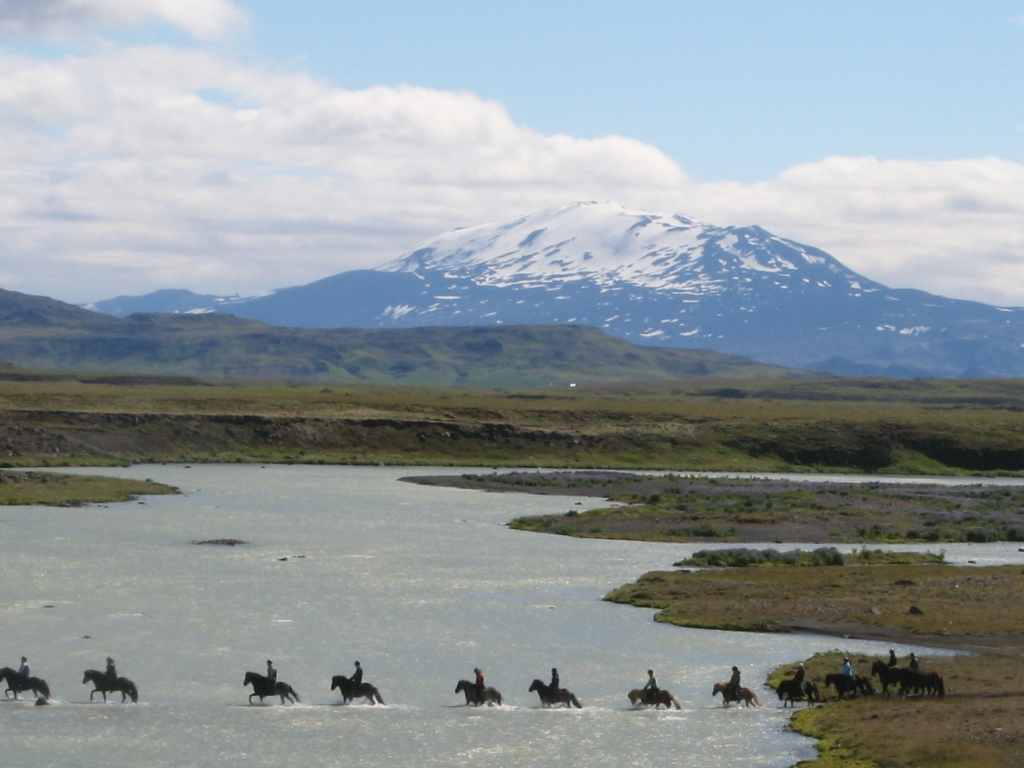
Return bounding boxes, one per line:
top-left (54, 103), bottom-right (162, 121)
top-left (1, 0), bottom-right (1023, 306)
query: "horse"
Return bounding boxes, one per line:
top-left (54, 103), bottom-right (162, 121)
top-left (824, 673), bottom-right (872, 700)
top-left (896, 668), bottom-right (945, 698)
top-left (83, 669), bottom-right (139, 703)
top-left (528, 679), bottom-right (582, 708)
top-left (775, 679), bottom-right (819, 707)
top-left (627, 688), bottom-right (681, 709)
top-left (243, 671), bottom-right (299, 705)
top-left (871, 660), bottom-right (903, 696)
top-left (455, 679), bottom-right (502, 706)
top-left (331, 674), bottom-right (384, 705)
top-left (0, 667), bottom-right (50, 701)
top-left (712, 682), bottom-right (762, 708)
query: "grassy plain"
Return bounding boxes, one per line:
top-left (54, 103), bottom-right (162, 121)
top-left (604, 561), bottom-right (1024, 652)
top-left (0, 470), bottom-right (176, 506)
top-left (413, 471), bottom-right (1024, 544)
top-left (1, 370), bottom-right (1024, 474)
top-left (768, 651), bottom-right (1024, 768)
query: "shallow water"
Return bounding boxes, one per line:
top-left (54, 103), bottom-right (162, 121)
top-left (0, 465), bottom-right (974, 767)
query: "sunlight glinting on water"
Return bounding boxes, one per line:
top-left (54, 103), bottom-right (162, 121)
top-left (0, 465), bottom-right (979, 767)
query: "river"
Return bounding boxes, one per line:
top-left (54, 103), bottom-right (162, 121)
top-left (0, 465), bottom-right (994, 767)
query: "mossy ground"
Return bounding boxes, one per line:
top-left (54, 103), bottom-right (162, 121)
top-left (0, 470), bottom-right (176, 506)
top-left (769, 651), bottom-right (1024, 768)
top-left (604, 562), bottom-right (1024, 644)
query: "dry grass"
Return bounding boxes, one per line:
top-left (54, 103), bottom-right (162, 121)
top-left (0, 470), bottom-right (176, 506)
top-left (768, 651), bottom-right (1024, 768)
top-left (605, 564), bottom-right (1024, 641)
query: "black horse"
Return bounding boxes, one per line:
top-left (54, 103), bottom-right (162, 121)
top-left (83, 669), bottom-right (139, 703)
top-left (528, 679), bottom-right (582, 708)
top-left (0, 667), bottom-right (50, 701)
top-left (896, 668), bottom-right (945, 698)
top-left (824, 673), bottom-right (873, 701)
top-left (455, 679), bottom-right (503, 706)
top-left (331, 674), bottom-right (384, 705)
top-left (244, 671), bottom-right (299, 705)
top-left (871, 660), bottom-right (903, 696)
top-left (775, 679), bottom-right (819, 707)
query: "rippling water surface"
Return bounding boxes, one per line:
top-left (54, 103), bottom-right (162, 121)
top-left (0, 465), bottom-right (988, 767)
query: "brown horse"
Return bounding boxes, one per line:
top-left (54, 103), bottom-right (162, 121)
top-left (529, 679), bottom-right (582, 708)
top-left (627, 688), bottom-right (681, 709)
top-left (455, 679), bottom-right (503, 706)
top-left (712, 682), bottom-right (761, 707)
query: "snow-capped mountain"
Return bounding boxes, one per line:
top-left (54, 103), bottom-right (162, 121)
top-left (91, 202), bottom-right (1024, 377)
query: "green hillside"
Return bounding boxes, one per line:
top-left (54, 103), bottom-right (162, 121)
top-left (0, 288), bottom-right (801, 386)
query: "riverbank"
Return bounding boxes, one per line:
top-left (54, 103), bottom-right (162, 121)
top-left (604, 561), bottom-right (1024, 655)
top-left (769, 651), bottom-right (1024, 768)
top-left (0, 470), bottom-right (176, 506)
top-left (411, 471), bottom-right (1024, 544)
top-left (2, 372), bottom-right (1024, 474)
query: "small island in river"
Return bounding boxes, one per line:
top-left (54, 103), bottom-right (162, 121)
top-left (404, 470), bottom-right (1024, 544)
top-left (0, 470), bottom-right (177, 506)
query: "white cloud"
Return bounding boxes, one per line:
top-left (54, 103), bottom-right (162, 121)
top-left (0, 44), bottom-right (1023, 307)
top-left (0, 0), bottom-right (246, 41)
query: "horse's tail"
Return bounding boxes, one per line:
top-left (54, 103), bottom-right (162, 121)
top-left (669, 693), bottom-right (681, 709)
top-left (751, 691), bottom-right (762, 707)
top-left (38, 679), bottom-right (50, 699)
top-left (936, 676), bottom-right (945, 697)
top-left (570, 693), bottom-right (582, 708)
top-left (290, 686), bottom-right (300, 703)
top-left (374, 689), bottom-right (385, 705)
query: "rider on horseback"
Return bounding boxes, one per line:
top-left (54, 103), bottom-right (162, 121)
top-left (266, 660), bottom-right (277, 683)
top-left (643, 669), bottom-right (659, 704)
top-left (550, 667), bottom-right (560, 696)
top-left (105, 657), bottom-right (117, 684)
top-left (841, 657), bottom-right (853, 677)
top-left (352, 661), bottom-right (363, 690)
top-left (888, 649), bottom-right (898, 667)
top-left (909, 653), bottom-right (919, 671)
top-left (16, 657), bottom-right (30, 688)
top-left (727, 666), bottom-right (741, 699)
top-left (474, 667), bottom-right (485, 702)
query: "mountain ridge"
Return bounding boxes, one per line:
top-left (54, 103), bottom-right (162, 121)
top-left (0, 288), bottom-right (802, 386)
top-left (88, 202), bottom-right (1024, 377)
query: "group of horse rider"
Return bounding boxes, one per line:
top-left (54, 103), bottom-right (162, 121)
top-left (268, 658), bottom-right (361, 686)
top-left (782, 649), bottom-right (920, 691)
top-left (5, 655), bottom-right (119, 697)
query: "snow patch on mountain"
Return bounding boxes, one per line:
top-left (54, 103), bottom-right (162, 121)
top-left (379, 201), bottom-right (875, 297)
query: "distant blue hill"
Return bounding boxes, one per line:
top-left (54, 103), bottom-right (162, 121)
top-left (90, 202), bottom-right (1024, 378)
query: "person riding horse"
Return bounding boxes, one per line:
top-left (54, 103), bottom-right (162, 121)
top-left (105, 657), bottom-right (117, 684)
top-left (643, 669), bottom-right (659, 704)
top-left (888, 649), bottom-right (898, 667)
top-left (842, 657), bottom-right (853, 677)
top-left (16, 657), bottom-right (30, 689)
top-left (727, 666), bottom-right (741, 699)
top-left (474, 668), bottom-right (485, 703)
top-left (352, 661), bottom-right (363, 689)
top-left (550, 667), bottom-right (559, 696)
top-left (909, 653), bottom-right (919, 671)
top-left (266, 660), bottom-right (277, 683)
top-left (792, 663), bottom-right (805, 686)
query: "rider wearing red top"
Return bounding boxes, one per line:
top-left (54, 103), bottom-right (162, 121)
top-left (474, 667), bottom-right (485, 702)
